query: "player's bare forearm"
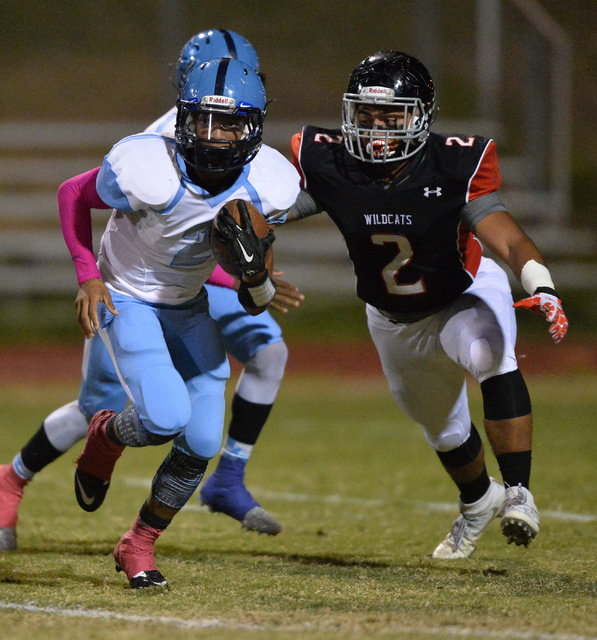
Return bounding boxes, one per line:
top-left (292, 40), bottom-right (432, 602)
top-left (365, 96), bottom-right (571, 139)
top-left (477, 211), bottom-right (569, 343)
top-left (475, 210), bottom-right (545, 279)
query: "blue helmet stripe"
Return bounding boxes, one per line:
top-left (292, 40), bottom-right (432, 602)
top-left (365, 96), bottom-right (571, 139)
top-left (214, 58), bottom-right (231, 95)
top-left (220, 30), bottom-right (238, 59)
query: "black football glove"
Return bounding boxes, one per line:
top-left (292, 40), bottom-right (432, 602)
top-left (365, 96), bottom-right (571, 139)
top-left (213, 201), bottom-right (275, 277)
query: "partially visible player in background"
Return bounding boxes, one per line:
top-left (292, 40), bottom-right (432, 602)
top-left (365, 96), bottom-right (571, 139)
top-left (282, 50), bottom-right (568, 559)
top-left (146, 30), bottom-right (298, 535)
top-left (0, 29), bottom-right (298, 555)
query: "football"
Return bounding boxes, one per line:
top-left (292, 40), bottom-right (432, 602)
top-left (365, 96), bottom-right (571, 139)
top-left (210, 199), bottom-right (274, 277)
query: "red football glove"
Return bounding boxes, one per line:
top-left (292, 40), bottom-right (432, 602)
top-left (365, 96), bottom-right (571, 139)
top-left (513, 289), bottom-right (568, 344)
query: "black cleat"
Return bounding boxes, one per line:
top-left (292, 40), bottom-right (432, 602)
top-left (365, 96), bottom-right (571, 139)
top-left (74, 410), bottom-right (124, 512)
top-left (116, 563), bottom-right (168, 589)
top-left (74, 470), bottom-right (110, 512)
top-left (113, 524), bottom-right (168, 589)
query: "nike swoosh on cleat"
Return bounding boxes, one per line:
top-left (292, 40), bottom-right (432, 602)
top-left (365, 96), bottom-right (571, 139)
top-left (75, 474), bottom-right (106, 506)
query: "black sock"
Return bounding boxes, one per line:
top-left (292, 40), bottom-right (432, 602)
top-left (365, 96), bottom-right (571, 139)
top-left (20, 424), bottom-right (63, 473)
top-left (458, 470), bottom-right (491, 504)
top-left (139, 502), bottom-right (172, 531)
top-left (435, 426), bottom-right (489, 503)
top-left (228, 395), bottom-right (273, 445)
top-left (496, 451), bottom-right (531, 489)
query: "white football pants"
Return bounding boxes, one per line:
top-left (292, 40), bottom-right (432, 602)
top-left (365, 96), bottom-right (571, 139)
top-left (366, 258), bottom-right (518, 452)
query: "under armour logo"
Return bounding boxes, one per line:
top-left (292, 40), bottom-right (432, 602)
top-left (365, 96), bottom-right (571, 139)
top-left (423, 187), bottom-right (442, 198)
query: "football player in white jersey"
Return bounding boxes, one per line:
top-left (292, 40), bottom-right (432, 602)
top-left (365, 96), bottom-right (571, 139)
top-left (5, 58), bottom-right (298, 589)
top-left (0, 31), bottom-right (296, 561)
top-left (72, 57), bottom-right (299, 588)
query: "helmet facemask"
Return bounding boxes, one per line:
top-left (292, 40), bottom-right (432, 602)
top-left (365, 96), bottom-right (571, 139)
top-left (176, 97), bottom-right (264, 173)
top-left (342, 87), bottom-right (432, 163)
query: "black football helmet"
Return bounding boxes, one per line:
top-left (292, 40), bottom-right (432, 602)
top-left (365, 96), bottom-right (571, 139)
top-left (342, 51), bottom-right (436, 163)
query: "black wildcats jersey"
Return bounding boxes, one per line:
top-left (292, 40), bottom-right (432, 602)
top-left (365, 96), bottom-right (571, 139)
top-left (292, 126), bottom-right (502, 316)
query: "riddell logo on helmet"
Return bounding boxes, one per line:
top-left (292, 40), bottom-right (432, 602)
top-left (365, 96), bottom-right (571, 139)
top-left (201, 95), bottom-right (236, 108)
top-left (361, 86), bottom-right (394, 98)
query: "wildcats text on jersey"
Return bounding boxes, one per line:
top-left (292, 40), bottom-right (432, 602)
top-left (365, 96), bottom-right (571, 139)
top-left (363, 213), bottom-right (413, 225)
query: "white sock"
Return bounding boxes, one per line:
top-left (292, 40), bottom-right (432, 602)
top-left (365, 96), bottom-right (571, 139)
top-left (221, 437), bottom-right (253, 461)
top-left (12, 453), bottom-right (35, 480)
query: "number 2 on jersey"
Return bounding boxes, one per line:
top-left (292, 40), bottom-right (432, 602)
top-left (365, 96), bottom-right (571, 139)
top-left (371, 234), bottom-right (425, 296)
top-left (171, 225), bottom-right (212, 267)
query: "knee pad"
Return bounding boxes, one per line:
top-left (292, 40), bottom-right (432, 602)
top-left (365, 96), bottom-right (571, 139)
top-left (182, 374), bottom-right (226, 458)
top-left (137, 365), bottom-right (191, 433)
top-left (151, 446), bottom-right (209, 510)
top-left (424, 420), bottom-right (473, 452)
top-left (248, 340), bottom-right (288, 379)
top-left (436, 423), bottom-right (482, 468)
top-left (114, 405), bottom-right (176, 447)
top-left (43, 400), bottom-right (90, 451)
top-left (237, 341), bottom-right (288, 404)
top-left (481, 369), bottom-right (531, 420)
top-left (441, 295), bottom-right (515, 381)
top-left (421, 382), bottom-right (472, 452)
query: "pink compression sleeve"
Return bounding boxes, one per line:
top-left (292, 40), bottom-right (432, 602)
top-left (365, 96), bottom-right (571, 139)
top-left (206, 264), bottom-right (236, 289)
top-left (57, 167), bottom-right (110, 285)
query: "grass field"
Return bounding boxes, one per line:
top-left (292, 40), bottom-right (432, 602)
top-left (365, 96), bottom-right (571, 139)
top-left (1, 364), bottom-right (596, 639)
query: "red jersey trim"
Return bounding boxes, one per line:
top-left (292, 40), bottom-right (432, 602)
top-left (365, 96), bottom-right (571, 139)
top-left (291, 131), bottom-right (307, 188)
top-left (457, 223), bottom-right (483, 279)
top-left (466, 139), bottom-right (501, 202)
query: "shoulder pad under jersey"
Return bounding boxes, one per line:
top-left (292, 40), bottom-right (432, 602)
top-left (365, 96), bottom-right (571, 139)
top-left (248, 144), bottom-right (301, 212)
top-left (97, 134), bottom-right (181, 212)
top-left (144, 106), bottom-right (177, 137)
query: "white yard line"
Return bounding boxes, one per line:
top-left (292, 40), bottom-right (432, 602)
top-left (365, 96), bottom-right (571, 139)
top-left (0, 601), bottom-right (595, 640)
top-left (121, 477), bottom-right (597, 523)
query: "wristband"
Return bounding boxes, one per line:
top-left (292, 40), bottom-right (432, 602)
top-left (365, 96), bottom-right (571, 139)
top-left (520, 260), bottom-right (555, 296)
top-left (238, 273), bottom-right (276, 308)
top-left (206, 265), bottom-right (236, 289)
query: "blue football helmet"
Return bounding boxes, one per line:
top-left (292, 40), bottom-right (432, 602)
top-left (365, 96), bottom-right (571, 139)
top-left (176, 57), bottom-right (266, 173)
top-left (176, 29), bottom-right (260, 89)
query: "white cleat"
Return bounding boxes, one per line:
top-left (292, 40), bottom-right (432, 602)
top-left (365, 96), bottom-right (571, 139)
top-left (432, 478), bottom-right (505, 559)
top-left (501, 484), bottom-right (539, 547)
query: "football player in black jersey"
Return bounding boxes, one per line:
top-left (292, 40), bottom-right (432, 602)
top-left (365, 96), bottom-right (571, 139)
top-left (282, 51), bottom-right (568, 558)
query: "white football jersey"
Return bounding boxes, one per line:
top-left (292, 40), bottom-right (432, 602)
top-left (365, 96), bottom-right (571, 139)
top-left (144, 106), bottom-right (177, 136)
top-left (96, 133), bottom-right (300, 305)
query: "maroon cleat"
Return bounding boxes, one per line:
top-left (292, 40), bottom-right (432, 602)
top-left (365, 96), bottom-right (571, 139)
top-left (74, 410), bottom-right (124, 512)
top-left (113, 516), bottom-right (168, 589)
